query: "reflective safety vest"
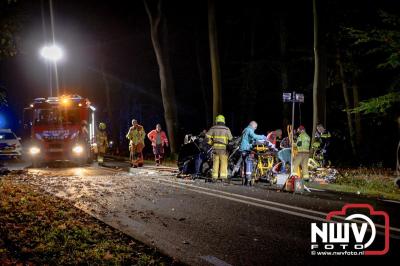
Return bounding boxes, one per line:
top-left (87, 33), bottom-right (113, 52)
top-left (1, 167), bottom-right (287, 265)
top-left (315, 130), bottom-right (331, 149)
top-left (296, 132), bottom-right (310, 153)
top-left (96, 130), bottom-right (108, 146)
top-left (206, 124), bottom-right (233, 151)
top-left (96, 130), bottom-right (108, 153)
top-left (147, 129), bottom-right (168, 147)
top-left (126, 125), bottom-right (146, 146)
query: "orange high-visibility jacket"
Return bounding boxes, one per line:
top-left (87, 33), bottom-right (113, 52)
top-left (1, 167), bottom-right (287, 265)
top-left (147, 129), bottom-right (169, 147)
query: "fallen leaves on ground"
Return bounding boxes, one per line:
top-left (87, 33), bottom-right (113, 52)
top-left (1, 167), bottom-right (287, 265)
top-left (309, 167), bottom-right (400, 200)
top-left (0, 177), bottom-right (178, 265)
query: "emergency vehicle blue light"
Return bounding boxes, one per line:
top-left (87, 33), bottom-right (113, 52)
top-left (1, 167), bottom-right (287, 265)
top-left (0, 114), bottom-right (7, 128)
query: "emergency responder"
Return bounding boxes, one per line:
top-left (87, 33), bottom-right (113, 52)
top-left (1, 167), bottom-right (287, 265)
top-left (80, 120), bottom-right (89, 142)
top-left (126, 119), bottom-right (146, 167)
top-left (193, 130), bottom-right (208, 179)
top-left (292, 125), bottom-right (310, 181)
top-left (96, 122), bottom-right (108, 165)
top-left (266, 129), bottom-right (282, 150)
top-left (206, 115), bottom-right (233, 182)
top-left (278, 136), bottom-right (291, 173)
top-left (239, 121), bottom-right (266, 185)
top-left (79, 120), bottom-right (90, 161)
top-left (314, 124), bottom-right (331, 167)
top-left (280, 136), bottom-right (290, 149)
top-left (147, 124), bottom-right (169, 166)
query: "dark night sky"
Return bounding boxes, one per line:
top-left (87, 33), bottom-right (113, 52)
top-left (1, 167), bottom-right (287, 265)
top-left (1, 0), bottom-right (399, 164)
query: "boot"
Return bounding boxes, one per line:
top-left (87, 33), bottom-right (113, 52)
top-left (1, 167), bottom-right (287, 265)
top-left (246, 176), bottom-right (253, 186)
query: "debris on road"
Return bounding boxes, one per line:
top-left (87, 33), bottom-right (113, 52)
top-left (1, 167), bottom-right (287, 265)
top-left (310, 167), bottom-right (338, 184)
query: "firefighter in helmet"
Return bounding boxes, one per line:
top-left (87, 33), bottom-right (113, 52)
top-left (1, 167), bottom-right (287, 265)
top-left (126, 119), bottom-right (146, 167)
top-left (96, 122), bottom-right (108, 165)
top-left (292, 125), bottom-right (310, 181)
top-left (206, 115), bottom-right (233, 182)
top-left (313, 124), bottom-right (332, 167)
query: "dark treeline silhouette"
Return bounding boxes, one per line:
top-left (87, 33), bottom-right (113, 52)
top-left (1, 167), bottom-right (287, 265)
top-left (0, 0), bottom-right (399, 167)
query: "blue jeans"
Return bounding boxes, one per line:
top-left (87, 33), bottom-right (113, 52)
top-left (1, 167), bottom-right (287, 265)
top-left (194, 153), bottom-right (206, 175)
top-left (242, 152), bottom-right (253, 180)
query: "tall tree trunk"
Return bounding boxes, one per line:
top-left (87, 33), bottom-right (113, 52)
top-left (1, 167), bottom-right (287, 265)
top-left (318, 44), bottom-right (327, 126)
top-left (195, 28), bottom-right (210, 127)
top-left (101, 63), bottom-right (120, 151)
top-left (101, 63), bottom-right (112, 125)
top-left (279, 15), bottom-right (289, 127)
top-left (144, 0), bottom-right (178, 154)
top-left (312, 0), bottom-right (319, 144)
top-left (337, 50), bottom-right (357, 156)
top-left (208, 0), bottom-right (222, 119)
top-left (352, 71), bottom-right (362, 147)
top-left (397, 139), bottom-right (400, 177)
top-left (242, 13), bottom-right (257, 123)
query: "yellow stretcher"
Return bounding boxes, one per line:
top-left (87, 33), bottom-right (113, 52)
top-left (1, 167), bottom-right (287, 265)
top-left (252, 143), bottom-right (276, 182)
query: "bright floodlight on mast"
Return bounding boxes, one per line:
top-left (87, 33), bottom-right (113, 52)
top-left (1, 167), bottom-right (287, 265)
top-left (40, 44), bottom-right (63, 62)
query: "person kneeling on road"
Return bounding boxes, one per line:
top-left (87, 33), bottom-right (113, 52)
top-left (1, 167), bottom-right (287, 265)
top-left (239, 121), bottom-right (266, 185)
top-left (206, 115), bottom-right (233, 182)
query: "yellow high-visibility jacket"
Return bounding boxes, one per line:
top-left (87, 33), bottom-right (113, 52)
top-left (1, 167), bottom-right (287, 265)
top-left (296, 132), bottom-right (310, 153)
top-left (96, 130), bottom-right (108, 153)
top-left (206, 124), bottom-right (233, 152)
top-left (126, 125), bottom-right (146, 146)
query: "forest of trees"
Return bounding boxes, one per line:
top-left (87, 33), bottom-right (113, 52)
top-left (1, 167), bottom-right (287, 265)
top-left (0, 0), bottom-right (399, 167)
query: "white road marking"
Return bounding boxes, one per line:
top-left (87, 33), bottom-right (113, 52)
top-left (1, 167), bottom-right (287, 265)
top-left (146, 178), bottom-right (332, 223)
top-left (143, 176), bottom-right (400, 235)
top-left (380, 199), bottom-right (400, 204)
top-left (200, 255), bottom-right (232, 266)
top-left (104, 167), bottom-right (400, 236)
top-left (146, 178), bottom-right (400, 239)
top-left (307, 187), bottom-right (326, 192)
top-left (154, 176), bottom-right (328, 216)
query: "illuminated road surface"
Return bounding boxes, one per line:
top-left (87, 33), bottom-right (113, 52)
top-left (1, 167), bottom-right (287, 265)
top-left (7, 161), bottom-right (400, 265)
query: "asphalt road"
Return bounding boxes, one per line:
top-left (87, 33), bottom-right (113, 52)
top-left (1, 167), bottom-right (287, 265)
top-left (3, 158), bottom-right (400, 265)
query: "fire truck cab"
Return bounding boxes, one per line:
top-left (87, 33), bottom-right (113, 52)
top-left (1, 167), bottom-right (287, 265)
top-left (24, 95), bottom-right (96, 166)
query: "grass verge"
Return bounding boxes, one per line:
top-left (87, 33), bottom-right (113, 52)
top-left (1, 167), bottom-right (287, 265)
top-left (308, 168), bottom-right (400, 201)
top-left (0, 177), bottom-right (178, 265)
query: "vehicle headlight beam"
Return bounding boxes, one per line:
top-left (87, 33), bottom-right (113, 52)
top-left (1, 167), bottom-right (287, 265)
top-left (29, 147), bottom-right (41, 155)
top-left (72, 145), bottom-right (84, 154)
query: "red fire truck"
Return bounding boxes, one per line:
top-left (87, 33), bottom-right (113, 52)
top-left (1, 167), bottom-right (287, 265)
top-left (24, 95), bottom-right (96, 166)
